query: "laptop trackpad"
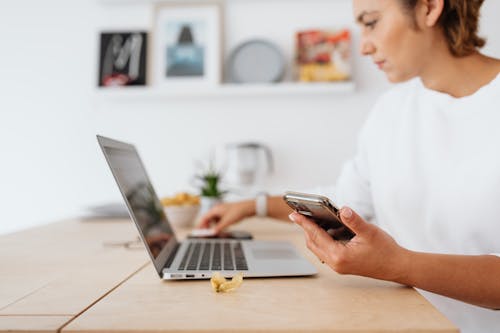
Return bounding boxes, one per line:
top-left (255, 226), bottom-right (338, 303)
top-left (252, 248), bottom-right (299, 260)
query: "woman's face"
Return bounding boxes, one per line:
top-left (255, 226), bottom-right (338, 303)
top-left (353, 0), bottom-right (434, 83)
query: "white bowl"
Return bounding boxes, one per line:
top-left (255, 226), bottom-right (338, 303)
top-left (164, 205), bottom-right (200, 228)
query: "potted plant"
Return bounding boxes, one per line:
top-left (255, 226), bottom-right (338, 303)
top-left (194, 159), bottom-right (227, 215)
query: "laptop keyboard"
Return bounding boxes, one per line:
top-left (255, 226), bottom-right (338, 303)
top-left (178, 241), bottom-right (248, 271)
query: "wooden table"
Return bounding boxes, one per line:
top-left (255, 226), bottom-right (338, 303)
top-left (0, 218), bottom-right (149, 332)
top-left (1, 217), bottom-right (459, 333)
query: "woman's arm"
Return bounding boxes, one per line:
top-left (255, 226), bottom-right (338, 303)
top-left (266, 195), bottom-right (295, 221)
top-left (197, 195), bottom-right (294, 233)
top-left (290, 207), bottom-right (500, 310)
top-left (399, 251), bottom-right (500, 310)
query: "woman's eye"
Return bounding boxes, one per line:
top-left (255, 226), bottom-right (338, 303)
top-left (365, 20), bottom-right (378, 29)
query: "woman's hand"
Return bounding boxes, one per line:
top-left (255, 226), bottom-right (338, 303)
top-left (290, 206), bottom-right (410, 282)
top-left (197, 200), bottom-right (255, 234)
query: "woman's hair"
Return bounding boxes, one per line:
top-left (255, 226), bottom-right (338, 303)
top-left (399, 0), bottom-right (486, 56)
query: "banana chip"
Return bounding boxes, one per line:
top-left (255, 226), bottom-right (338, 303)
top-left (210, 272), bottom-right (227, 292)
top-left (210, 272), bottom-right (243, 293)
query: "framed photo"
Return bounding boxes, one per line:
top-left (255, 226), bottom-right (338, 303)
top-left (152, 2), bottom-right (223, 88)
top-left (98, 31), bottom-right (147, 87)
top-left (295, 29), bottom-right (352, 82)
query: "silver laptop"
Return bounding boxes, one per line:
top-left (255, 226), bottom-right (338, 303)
top-left (97, 135), bottom-right (317, 280)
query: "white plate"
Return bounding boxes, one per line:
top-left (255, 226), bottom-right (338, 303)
top-left (227, 39), bottom-right (285, 83)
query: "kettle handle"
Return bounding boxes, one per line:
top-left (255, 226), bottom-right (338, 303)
top-left (248, 143), bottom-right (274, 174)
top-left (228, 142), bottom-right (274, 174)
top-left (262, 144), bottom-right (274, 174)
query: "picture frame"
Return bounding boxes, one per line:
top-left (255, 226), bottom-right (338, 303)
top-left (152, 1), bottom-right (223, 88)
top-left (295, 29), bottom-right (352, 82)
top-left (98, 31), bottom-right (148, 87)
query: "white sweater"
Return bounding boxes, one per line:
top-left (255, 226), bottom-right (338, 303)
top-left (332, 74), bottom-right (500, 333)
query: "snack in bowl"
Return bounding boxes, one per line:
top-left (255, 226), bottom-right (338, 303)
top-left (161, 192), bottom-right (200, 228)
top-left (161, 192), bottom-right (200, 206)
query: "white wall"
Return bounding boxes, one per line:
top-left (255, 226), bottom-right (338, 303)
top-left (1, 0), bottom-right (499, 235)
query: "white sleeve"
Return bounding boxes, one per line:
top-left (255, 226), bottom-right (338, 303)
top-left (333, 107), bottom-right (379, 222)
top-left (296, 98), bottom-right (385, 222)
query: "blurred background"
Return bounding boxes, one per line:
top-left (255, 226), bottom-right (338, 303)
top-left (1, 0), bottom-right (499, 235)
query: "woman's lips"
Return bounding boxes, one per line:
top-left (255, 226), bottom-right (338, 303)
top-left (375, 60), bottom-right (386, 69)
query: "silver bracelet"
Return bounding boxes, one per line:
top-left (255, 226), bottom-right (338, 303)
top-left (255, 192), bottom-right (268, 217)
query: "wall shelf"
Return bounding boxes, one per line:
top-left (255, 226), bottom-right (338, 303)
top-left (94, 81), bottom-right (355, 99)
top-left (100, 0), bottom-right (341, 4)
top-left (96, 0), bottom-right (356, 100)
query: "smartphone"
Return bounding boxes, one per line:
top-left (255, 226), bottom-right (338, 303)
top-left (283, 191), bottom-right (355, 241)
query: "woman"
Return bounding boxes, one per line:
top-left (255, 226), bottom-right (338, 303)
top-left (199, 0), bottom-right (500, 331)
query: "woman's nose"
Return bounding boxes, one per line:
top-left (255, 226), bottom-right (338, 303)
top-left (360, 38), bottom-right (375, 56)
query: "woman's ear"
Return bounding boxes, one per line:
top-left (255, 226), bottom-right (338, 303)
top-left (423, 0), bottom-right (444, 27)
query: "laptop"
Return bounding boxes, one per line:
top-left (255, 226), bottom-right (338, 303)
top-left (97, 135), bottom-right (317, 280)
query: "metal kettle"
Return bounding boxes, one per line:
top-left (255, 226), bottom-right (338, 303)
top-left (223, 142), bottom-right (274, 193)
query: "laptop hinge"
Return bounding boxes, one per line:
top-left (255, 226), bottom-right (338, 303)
top-left (163, 243), bottom-right (180, 270)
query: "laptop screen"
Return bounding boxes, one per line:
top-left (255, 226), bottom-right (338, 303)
top-left (99, 136), bottom-right (178, 273)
